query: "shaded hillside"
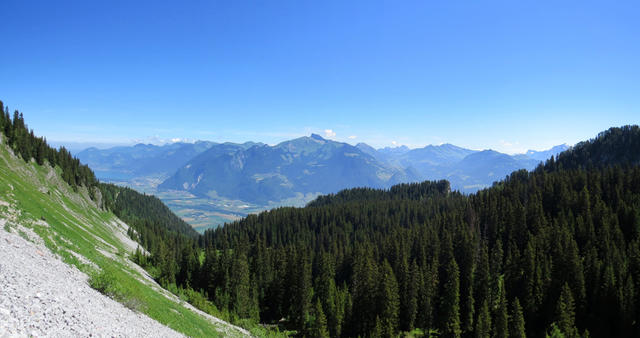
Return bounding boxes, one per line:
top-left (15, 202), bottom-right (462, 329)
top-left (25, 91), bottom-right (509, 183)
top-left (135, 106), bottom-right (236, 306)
top-left (99, 183), bottom-right (199, 238)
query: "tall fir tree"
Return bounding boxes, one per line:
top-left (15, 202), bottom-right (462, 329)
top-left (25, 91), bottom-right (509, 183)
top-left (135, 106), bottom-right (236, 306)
top-left (440, 256), bottom-right (462, 337)
top-left (475, 299), bottom-right (492, 338)
top-left (378, 259), bottom-right (400, 337)
top-left (555, 283), bottom-right (578, 338)
top-left (492, 279), bottom-right (509, 338)
top-left (309, 299), bottom-right (330, 338)
top-left (509, 297), bottom-right (526, 338)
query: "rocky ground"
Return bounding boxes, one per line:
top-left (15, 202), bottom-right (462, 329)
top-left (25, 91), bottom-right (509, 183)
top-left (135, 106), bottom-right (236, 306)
top-left (0, 222), bottom-right (183, 338)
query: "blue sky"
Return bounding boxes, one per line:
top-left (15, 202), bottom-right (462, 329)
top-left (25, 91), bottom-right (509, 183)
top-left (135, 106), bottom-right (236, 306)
top-left (1, 0), bottom-right (638, 153)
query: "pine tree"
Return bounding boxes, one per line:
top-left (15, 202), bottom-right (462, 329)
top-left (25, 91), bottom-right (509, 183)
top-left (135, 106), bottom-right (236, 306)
top-left (492, 279), bottom-right (508, 338)
top-left (475, 299), bottom-right (492, 338)
top-left (404, 260), bottom-right (420, 331)
top-left (309, 299), bottom-right (330, 338)
top-left (230, 252), bottom-right (253, 318)
top-left (556, 283), bottom-right (578, 338)
top-left (351, 247), bottom-right (378, 336)
top-left (289, 249), bottom-right (312, 330)
top-left (378, 259), bottom-right (400, 337)
top-left (315, 252), bottom-right (341, 337)
top-left (509, 297), bottom-right (526, 338)
top-left (440, 256), bottom-right (461, 337)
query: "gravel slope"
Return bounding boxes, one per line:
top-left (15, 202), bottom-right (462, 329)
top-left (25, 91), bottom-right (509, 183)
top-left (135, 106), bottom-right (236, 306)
top-left (0, 222), bottom-right (183, 337)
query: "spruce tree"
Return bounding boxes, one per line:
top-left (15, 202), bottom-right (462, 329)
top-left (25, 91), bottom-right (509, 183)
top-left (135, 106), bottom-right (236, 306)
top-left (556, 283), bottom-right (578, 338)
top-left (230, 252), bottom-right (252, 318)
top-left (378, 259), bottom-right (400, 337)
top-left (492, 279), bottom-right (508, 338)
top-left (509, 297), bottom-right (526, 338)
top-left (440, 256), bottom-right (461, 337)
top-left (310, 299), bottom-right (330, 338)
top-left (290, 249), bottom-right (312, 331)
top-left (475, 299), bottom-right (491, 338)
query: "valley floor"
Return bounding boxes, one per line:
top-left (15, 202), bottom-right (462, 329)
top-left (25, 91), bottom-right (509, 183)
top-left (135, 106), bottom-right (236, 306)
top-left (0, 223), bottom-right (182, 337)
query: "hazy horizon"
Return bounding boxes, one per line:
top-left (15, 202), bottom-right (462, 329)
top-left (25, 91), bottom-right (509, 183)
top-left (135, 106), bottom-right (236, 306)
top-left (50, 132), bottom-right (574, 156)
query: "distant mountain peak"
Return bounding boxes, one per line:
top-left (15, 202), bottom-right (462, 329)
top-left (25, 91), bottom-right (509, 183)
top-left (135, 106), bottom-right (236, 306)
top-left (310, 133), bottom-right (325, 141)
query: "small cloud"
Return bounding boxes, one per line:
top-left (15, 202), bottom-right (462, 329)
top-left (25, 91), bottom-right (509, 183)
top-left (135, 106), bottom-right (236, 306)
top-left (348, 135), bottom-right (357, 140)
top-left (496, 139), bottom-right (526, 154)
top-left (324, 129), bottom-right (336, 138)
top-left (391, 141), bottom-right (398, 146)
top-left (132, 136), bottom-right (195, 145)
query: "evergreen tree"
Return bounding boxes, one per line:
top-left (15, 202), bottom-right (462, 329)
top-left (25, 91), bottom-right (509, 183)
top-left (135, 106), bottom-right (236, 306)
top-left (555, 283), bottom-right (578, 338)
top-left (289, 249), bottom-right (313, 330)
top-left (475, 299), bottom-right (492, 338)
top-left (378, 259), bottom-right (400, 337)
top-left (309, 299), bottom-right (330, 338)
top-left (509, 297), bottom-right (526, 338)
top-left (230, 252), bottom-right (253, 318)
top-left (440, 256), bottom-right (461, 337)
top-left (492, 279), bottom-right (508, 338)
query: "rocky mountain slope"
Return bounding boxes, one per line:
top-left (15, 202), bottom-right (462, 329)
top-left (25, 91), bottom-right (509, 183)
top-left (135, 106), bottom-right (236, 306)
top-left (0, 224), bottom-right (183, 337)
top-left (0, 136), bottom-right (249, 337)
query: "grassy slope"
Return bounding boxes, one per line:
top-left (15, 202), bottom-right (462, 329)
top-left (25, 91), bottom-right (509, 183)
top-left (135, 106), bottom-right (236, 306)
top-left (0, 139), bottom-right (244, 337)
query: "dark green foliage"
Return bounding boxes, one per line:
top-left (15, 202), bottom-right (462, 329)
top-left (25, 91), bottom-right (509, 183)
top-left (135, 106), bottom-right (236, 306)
top-left (493, 280), bottom-right (509, 338)
top-left (99, 183), bottom-right (198, 238)
top-left (377, 259), bottom-right (400, 337)
top-left (510, 298), bottom-right (526, 338)
top-left (310, 299), bottom-right (330, 338)
top-left (549, 125), bottom-right (640, 170)
top-left (475, 299), bottom-right (492, 338)
top-left (0, 102), bottom-right (98, 192)
top-left (440, 256), bottom-right (461, 337)
top-left (555, 284), bottom-right (578, 338)
top-left (308, 180), bottom-right (450, 207)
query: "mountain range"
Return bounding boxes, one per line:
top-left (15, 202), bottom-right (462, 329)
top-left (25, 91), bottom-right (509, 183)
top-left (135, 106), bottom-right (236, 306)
top-left (77, 135), bottom-right (568, 207)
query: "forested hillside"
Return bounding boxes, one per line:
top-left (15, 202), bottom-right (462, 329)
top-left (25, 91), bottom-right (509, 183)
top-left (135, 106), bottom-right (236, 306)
top-left (0, 101), bottom-right (98, 193)
top-left (193, 125), bottom-right (640, 337)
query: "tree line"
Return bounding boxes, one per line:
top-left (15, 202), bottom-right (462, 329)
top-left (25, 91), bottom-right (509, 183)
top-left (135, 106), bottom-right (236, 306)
top-left (0, 101), bottom-right (98, 193)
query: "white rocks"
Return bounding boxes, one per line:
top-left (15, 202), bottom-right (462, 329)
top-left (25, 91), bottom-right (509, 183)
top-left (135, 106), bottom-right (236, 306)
top-left (0, 226), bottom-right (183, 337)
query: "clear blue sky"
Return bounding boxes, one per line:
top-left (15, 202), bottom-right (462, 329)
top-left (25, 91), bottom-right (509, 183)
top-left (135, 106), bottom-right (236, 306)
top-left (1, 0), bottom-right (638, 153)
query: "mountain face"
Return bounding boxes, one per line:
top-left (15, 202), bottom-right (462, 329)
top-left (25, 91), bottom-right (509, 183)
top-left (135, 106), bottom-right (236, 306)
top-left (526, 144), bottom-right (570, 161)
top-left (76, 141), bottom-right (217, 180)
top-left (159, 135), bottom-right (419, 204)
top-left (360, 143), bottom-right (565, 193)
top-left (445, 150), bottom-right (540, 190)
